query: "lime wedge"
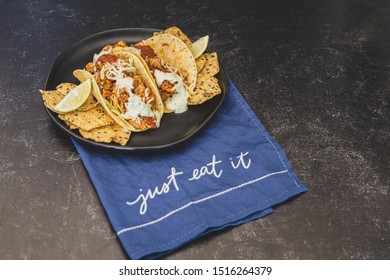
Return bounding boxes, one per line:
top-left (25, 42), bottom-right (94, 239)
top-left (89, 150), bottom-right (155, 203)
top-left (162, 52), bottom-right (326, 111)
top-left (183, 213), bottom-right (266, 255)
top-left (189, 35), bottom-right (209, 59)
top-left (54, 79), bottom-right (91, 113)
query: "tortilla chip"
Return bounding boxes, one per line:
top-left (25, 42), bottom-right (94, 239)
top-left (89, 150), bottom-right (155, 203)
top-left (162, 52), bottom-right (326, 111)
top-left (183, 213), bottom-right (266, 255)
top-left (59, 105), bottom-right (114, 131)
top-left (111, 123), bottom-right (131, 146)
top-left (41, 81), bottom-right (130, 144)
top-left (56, 83), bottom-right (76, 95)
top-left (189, 75), bottom-right (221, 105)
top-left (155, 26), bottom-right (192, 47)
top-left (198, 76), bottom-right (221, 95)
top-left (77, 94), bottom-right (98, 112)
top-left (39, 90), bottom-right (65, 111)
top-left (79, 125), bottom-right (116, 143)
top-left (196, 55), bottom-right (207, 73)
top-left (199, 52), bottom-right (220, 77)
top-left (189, 52), bottom-right (222, 105)
top-left (64, 120), bottom-right (78, 130)
top-left (78, 123), bottom-right (131, 145)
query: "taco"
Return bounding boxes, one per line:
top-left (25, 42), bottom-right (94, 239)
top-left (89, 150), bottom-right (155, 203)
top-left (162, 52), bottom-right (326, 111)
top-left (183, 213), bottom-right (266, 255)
top-left (126, 34), bottom-right (197, 114)
top-left (76, 42), bottom-right (164, 132)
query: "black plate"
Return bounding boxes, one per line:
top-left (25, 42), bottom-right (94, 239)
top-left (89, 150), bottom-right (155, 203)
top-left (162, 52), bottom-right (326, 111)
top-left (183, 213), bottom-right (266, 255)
top-left (45, 28), bottom-right (228, 150)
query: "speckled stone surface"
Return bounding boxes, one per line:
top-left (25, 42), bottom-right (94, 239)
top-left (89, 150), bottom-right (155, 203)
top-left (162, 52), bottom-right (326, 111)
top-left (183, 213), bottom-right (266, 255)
top-left (0, 0), bottom-right (389, 259)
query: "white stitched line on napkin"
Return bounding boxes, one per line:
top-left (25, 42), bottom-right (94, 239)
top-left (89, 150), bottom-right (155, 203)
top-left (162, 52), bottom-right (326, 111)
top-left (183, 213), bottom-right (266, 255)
top-left (117, 169), bottom-right (288, 235)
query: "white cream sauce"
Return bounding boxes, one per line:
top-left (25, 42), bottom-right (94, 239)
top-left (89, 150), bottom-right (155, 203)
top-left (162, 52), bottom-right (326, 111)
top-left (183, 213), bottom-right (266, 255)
top-left (153, 70), bottom-right (188, 113)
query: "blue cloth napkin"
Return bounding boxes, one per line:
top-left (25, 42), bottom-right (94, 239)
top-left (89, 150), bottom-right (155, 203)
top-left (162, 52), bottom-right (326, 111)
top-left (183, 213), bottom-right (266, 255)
top-left (71, 78), bottom-right (308, 259)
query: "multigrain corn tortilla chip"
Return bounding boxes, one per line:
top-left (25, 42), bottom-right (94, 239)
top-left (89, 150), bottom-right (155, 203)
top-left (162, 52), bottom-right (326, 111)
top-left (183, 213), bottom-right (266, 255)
top-left (76, 94), bottom-right (98, 112)
top-left (79, 123), bottom-right (131, 145)
top-left (196, 75), bottom-right (220, 94)
top-left (39, 90), bottom-right (65, 111)
top-left (79, 125), bottom-right (116, 143)
top-left (154, 26), bottom-right (193, 47)
top-left (111, 123), bottom-right (131, 146)
top-left (59, 105), bottom-right (114, 131)
top-left (196, 55), bottom-right (207, 73)
top-left (41, 84), bottom-right (130, 145)
top-left (64, 120), bottom-right (78, 130)
top-left (56, 83), bottom-right (76, 95)
top-left (189, 52), bottom-right (221, 105)
top-left (189, 75), bottom-right (221, 105)
top-left (199, 52), bottom-right (220, 77)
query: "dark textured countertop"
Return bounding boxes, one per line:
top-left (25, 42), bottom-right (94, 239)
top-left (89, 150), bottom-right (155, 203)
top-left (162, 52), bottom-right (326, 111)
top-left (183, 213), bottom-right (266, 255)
top-left (0, 0), bottom-right (389, 259)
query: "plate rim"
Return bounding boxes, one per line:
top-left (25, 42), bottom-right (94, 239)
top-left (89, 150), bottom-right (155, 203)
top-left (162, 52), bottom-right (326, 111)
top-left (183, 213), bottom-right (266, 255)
top-left (44, 27), bottom-right (228, 151)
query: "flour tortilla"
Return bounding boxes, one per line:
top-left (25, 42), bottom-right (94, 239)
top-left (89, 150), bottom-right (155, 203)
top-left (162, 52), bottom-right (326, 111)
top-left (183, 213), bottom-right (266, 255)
top-left (145, 34), bottom-right (197, 91)
top-left (154, 26), bottom-right (193, 47)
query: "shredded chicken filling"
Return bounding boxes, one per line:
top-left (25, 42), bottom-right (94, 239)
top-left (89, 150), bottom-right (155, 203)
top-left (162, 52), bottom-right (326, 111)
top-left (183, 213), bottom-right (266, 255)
top-left (85, 42), bottom-right (158, 130)
top-left (132, 43), bottom-right (184, 102)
